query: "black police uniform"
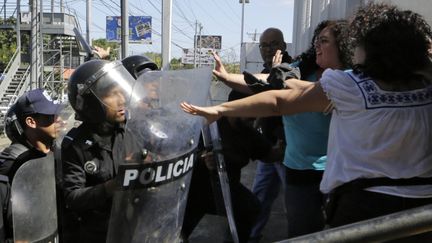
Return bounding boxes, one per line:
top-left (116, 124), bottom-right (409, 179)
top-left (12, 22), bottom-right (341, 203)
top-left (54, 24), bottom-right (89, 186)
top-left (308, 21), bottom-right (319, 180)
top-left (0, 143), bottom-right (46, 243)
top-left (61, 122), bottom-right (139, 243)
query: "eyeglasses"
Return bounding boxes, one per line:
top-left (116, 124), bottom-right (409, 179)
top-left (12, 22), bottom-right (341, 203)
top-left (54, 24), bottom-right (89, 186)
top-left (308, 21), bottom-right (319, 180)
top-left (259, 41), bottom-right (283, 50)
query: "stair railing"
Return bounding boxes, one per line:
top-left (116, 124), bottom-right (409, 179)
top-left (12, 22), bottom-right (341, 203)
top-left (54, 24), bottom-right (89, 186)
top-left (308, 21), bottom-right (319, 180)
top-left (0, 48), bottom-right (21, 98)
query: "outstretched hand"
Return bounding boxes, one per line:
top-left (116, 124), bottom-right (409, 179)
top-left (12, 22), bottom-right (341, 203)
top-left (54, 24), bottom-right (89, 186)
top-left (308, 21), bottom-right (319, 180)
top-left (93, 45), bottom-right (111, 60)
top-left (272, 50), bottom-right (283, 68)
top-left (180, 102), bottom-right (221, 124)
top-left (212, 51), bottom-right (230, 82)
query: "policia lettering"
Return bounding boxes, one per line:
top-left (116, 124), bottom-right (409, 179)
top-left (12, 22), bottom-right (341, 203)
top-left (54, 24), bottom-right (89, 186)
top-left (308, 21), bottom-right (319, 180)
top-left (121, 152), bottom-right (195, 188)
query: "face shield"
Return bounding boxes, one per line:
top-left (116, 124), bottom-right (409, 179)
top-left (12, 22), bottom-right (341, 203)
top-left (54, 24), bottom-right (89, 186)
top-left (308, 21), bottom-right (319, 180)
top-left (78, 61), bottom-right (139, 112)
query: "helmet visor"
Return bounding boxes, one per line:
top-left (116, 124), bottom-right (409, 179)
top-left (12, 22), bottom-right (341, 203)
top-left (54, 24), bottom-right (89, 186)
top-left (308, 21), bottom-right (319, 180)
top-left (88, 61), bottom-right (138, 118)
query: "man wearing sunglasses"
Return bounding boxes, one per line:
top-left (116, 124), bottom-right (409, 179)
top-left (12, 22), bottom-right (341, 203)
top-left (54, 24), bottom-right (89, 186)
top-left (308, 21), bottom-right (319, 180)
top-left (0, 89), bottom-right (64, 242)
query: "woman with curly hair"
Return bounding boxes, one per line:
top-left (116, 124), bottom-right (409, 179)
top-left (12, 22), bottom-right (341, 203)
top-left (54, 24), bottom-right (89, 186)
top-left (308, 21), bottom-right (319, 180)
top-left (181, 2), bottom-right (432, 232)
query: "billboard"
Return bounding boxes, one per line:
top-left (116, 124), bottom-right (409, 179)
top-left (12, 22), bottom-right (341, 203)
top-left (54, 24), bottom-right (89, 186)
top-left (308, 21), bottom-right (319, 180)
top-left (182, 48), bottom-right (215, 65)
top-left (196, 35), bottom-right (222, 50)
top-left (106, 16), bottom-right (152, 43)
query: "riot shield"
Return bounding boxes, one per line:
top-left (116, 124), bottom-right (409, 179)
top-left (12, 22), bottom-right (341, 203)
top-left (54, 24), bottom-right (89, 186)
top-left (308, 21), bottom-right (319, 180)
top-left (107, 67), bottom-right (212, 243)
top-left (201, 112), bottom-right (239, 243)
top-left (11, 153), bottom-right (58, 243)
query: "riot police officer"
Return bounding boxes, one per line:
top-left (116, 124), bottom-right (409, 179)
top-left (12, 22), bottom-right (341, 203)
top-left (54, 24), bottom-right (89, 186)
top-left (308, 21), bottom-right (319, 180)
top-left (61, 59), bottom-right (146, 243)
top-left (0, 89), bottom-right (63, 242)
top-left (121, 54), bottom-right (158, 79)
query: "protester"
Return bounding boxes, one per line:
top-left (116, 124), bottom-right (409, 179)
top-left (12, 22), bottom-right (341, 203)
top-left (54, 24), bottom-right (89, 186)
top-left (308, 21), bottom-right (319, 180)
top-left (249, 28), bottom-right (291, 242)
top-left (211, 20), bottom-right (351, 238)
top-left (181, 3), bottom-right (432, 240)
top-left (0, 89), bottom-right (63, 242)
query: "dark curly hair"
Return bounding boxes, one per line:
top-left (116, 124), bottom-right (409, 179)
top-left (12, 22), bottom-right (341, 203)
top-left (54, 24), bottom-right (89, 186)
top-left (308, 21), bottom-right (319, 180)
top-left (295, 20), bottom-right (352, 79)
top-left (350, 3), bottom-right (432, 83)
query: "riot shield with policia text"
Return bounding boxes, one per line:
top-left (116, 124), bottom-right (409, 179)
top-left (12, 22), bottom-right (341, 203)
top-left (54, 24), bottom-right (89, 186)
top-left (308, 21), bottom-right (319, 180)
top-left (106, 67), bottom-right (212, 243)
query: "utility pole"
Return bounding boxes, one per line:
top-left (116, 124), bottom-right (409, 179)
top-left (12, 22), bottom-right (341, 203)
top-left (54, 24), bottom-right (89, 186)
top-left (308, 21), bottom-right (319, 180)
top-left (39, 0), bottom-right (44, 88)
top-left (246, 29), bottom-right (260, 42)
top-left (198, 23), bottom-right (203, 68)
top-left (30, 0), bottom-right (38, 89)
top-left (239, 0), bottom-right (249, 46)
top-left (161, 0), bottom-right (172, 70)
top-left (86, 0), bottom-right (92, 45)
top-left (193, 21), bottom-right (197, 68)
top-left (121, 0), bottom-right (128, 59)
top-left (60, 0), bottom-right (64, 13)
top-left (17, 0), bottom-right (21, 54)
top-left (193, 21), bottom-right (203, 68)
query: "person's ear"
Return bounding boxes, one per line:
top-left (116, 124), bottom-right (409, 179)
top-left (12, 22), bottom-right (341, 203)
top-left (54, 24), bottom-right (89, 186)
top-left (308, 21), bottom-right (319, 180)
top-left (25, 116), bottom-right (37, 129)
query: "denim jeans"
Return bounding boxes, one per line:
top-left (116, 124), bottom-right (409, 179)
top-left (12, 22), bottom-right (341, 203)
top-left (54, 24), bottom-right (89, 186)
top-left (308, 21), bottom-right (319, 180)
top-left (284, 180), bottom-right (324, 237)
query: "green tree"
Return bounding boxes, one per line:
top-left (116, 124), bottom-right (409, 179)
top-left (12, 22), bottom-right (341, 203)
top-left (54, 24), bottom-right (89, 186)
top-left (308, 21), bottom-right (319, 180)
top-left (169, 57), bottom-right (194, 70)
top-left (92, 38), bottom-right (120, 60)
top-left (143, 52), bottom-right (162, 67)
top-left (0, 18), bottom-right (18, 71)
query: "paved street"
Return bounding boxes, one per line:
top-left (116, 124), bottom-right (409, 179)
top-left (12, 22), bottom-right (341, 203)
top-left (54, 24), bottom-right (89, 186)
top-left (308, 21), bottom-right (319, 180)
top-left (189, 160), bottom-right (288, 243)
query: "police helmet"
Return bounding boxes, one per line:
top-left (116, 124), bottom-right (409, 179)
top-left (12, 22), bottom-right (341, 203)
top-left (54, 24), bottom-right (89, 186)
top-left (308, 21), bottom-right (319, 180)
top-left (68, 59), bottom-right (136, 123)
top-left (122, 55), bottom-right (158, 79)
top-left (4, 104), bottom-right (24, 143)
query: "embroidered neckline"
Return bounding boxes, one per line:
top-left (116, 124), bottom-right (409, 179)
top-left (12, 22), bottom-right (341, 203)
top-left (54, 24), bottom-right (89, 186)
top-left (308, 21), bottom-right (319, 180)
top-left (347, 71), bottom-right (432, 109)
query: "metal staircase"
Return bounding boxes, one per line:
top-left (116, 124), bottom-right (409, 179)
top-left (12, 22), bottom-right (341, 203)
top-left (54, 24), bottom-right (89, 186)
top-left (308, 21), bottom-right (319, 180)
top-left (0, 3), bottom-right (86, 131)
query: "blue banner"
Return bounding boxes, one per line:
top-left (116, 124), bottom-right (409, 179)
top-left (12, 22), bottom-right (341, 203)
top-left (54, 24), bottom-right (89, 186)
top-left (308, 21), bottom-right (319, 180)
top-left (106, 16), bottom-right (152, 43)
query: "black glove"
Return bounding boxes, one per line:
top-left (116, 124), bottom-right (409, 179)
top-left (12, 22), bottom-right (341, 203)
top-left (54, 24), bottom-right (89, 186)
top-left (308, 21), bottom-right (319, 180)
top-left (267, 63), bottom-right (301, 89)
top-left (243, 71), bottom-right (274, 93)
top-left (243, 63), bottom-right (301, 94)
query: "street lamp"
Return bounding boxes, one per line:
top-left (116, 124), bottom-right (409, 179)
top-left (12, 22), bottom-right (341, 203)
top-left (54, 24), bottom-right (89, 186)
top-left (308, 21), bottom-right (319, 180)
top-left (240, 0), bottom-right (249, 46)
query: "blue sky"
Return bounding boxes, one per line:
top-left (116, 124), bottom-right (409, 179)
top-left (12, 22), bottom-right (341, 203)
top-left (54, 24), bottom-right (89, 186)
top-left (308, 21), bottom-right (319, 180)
top-left (65, 0), bottom-right (294, 60)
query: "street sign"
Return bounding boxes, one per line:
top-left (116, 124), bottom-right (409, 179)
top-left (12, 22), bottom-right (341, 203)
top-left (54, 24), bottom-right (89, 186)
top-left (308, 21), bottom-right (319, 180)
top-left (196, 35), bottom-right (222, 50)
top-left (182, 48), bottom-right (215, 65)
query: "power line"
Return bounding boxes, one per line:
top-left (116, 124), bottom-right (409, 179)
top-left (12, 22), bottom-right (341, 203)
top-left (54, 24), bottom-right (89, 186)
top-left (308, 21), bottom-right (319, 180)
top-left (210, 0), bottom-right (240, 25)
top-left (128, 0), bottom-right (193, 41)
top-left (146, 0), bottom-right (161, 14)
top-left (185, 0), bottom-right (198, 21)
top-left (221, 0), bottom-right (242, 21)
top-left (173, 0), bottom-right (195, 29)
top-left (95, 1), bottom-right (117, 16)
top-left (192, 0), bottom-right (238, 33)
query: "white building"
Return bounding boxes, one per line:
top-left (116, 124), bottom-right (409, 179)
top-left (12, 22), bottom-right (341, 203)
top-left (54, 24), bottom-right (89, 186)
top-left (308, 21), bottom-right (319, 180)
top-left (291, 0), bottom-right (432, 56)
top-left (239, 0), bottom-right (431, 76)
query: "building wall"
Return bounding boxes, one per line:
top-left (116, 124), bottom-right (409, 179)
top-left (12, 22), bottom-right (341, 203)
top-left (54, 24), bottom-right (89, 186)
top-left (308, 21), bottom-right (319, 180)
top-left (374, 0), bottom-right (432, 27)
top-left (292, 0), bottom-right (364, 57)
top-left (291, 0), bottom-right (431, 57)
